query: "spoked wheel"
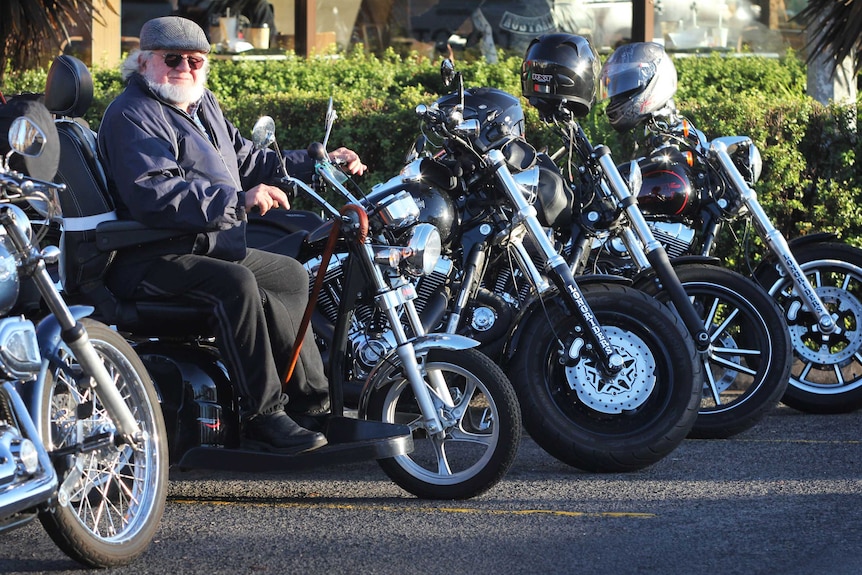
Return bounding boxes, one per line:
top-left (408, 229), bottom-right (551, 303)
top-left (641, 264), bottom-right (792, 438)
top-left (756, 242), bottom-right (862, 413)
top-left (508, 283), bottom-right (701, 472)
top-left (39, 319), bottom-right (167, 568)
top-left (366, 348), bottom-right (521, 500)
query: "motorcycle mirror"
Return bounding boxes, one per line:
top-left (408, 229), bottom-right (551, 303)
top-left (251, 115), bottom-right (289, 178)
top-left (322, 97), bottom-right (337, 154)
top-left (251, 116), bottom-right (276, 150)
top-left (7, 116), bottom-right (46, 158)
top-left (626, 160), bottom-right (643, 195)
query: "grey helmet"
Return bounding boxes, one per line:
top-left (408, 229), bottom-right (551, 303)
top-left (600, 42), bottom-right (678, 132)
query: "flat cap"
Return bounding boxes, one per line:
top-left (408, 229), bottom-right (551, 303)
top-left (140, 16), bottom-right (210, 54)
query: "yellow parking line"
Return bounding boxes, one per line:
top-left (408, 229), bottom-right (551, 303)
top-left (170, 497), bottom-right (655, 519)
top-left (731, 439), bottom-right (862, 444)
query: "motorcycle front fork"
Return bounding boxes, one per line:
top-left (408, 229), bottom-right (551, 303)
top-left (0, 208), bottom-right (144, 446)
top-left (359, 243), bottom-right (452, 436)
top-left (485, 149), bottom-right (624, 374)
top-left (710, 141), bottom-right (837, 335)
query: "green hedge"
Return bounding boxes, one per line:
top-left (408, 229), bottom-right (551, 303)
top-left (2, 48), bottom-right (860, 260)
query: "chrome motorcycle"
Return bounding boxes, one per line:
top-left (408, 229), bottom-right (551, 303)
top-left (246, 110), bottom-right (522, 499)
top-left (600, 45), bottom-right (862, 414)
top-left (0, 101), bottom-right (167, 567)
top-left (548, 110), bottom-right (792, 439)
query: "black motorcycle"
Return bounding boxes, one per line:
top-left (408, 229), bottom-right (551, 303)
top-left (44, 55), bottom-right (520, 500)
top-left (545, 109), bottom-right (792, 439)
top-left (250, 61), bottom-right (704, 473)
top-left (0, 97), bottom-right (167, 567)
top-left (598, 41), bottom-right (862, 414)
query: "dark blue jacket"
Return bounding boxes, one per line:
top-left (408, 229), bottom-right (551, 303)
top-left (98, 73), bottom-right (313, 262)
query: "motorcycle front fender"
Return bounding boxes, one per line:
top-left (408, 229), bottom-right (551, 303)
top-left (356, 333), bottom-right (480, 417)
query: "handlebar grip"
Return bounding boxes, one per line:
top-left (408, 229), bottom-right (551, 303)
top-left (307, 142), bottom-right (327, 161)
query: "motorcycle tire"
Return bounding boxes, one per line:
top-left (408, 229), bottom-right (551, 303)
top-left (508, 283), bottom-right (701, 472)
top-left (366, 348), bottom-right (521, 500)
top-left (38, 319), bottom-right (168, 568)
top-left (755, 241), bottom-right (862, 414)
top-left (640, 264), bottom-right (792, 438)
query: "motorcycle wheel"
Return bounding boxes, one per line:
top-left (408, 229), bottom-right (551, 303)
top-left (366, 348), bottom-right (521, 500)
top-left (508, 283), bottom-right (701, 472)
top-left (38, 319), bottom-right (168, 568)
top-left (641, 264), bottom-right (792, 438)
top-left (755, 241), bottom-right (862, 413)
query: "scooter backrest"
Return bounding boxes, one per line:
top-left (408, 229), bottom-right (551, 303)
top-left (44, 55), bottom-right (94, 118)
top-left (43, 55), bottom-right (118, 311)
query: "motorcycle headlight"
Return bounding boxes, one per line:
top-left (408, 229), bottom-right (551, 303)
top-left (401, 223), bottom-right (441, 276)
top-left (0, 317), bottom-right (40, 380)
top-left (0, 243), bottom-right (20, 315)
top-left (512, 165), bottom-right (540, 203)
top-left (626, 160), bottom-right (643, 196)
top-left (718, 136), bottom-right (762, 187)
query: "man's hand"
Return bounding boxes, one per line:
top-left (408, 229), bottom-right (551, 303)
top-left (246, 183), bottom-right (289, 216)
top-left (329, 147), bottom-right (368, 176)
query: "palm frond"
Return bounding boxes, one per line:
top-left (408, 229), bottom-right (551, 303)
top-left (794, 0), bottom-right (862, 74)
top-left (0, 0), bottom-right (113, 84)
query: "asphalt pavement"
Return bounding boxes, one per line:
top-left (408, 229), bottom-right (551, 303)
top-left (2, 404), bottom-right (861, 575)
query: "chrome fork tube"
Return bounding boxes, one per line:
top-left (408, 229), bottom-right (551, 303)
top-left (361, 242), bottom-right (446, 435)
top-left (711, 140), bottom-right (837, 334)
top-left (596, 146), bottom-right (710, 350)
top-left (486, 149), bottom-right (624, 372)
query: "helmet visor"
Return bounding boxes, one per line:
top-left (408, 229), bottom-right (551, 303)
top-left (600, 61), bottom-right (656, 101)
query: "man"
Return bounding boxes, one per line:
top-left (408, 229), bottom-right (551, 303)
top-left (98, 16), bottom-right (366, 454)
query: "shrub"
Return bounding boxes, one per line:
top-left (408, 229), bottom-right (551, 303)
top-left (0, 49), bottom-right (859, 253)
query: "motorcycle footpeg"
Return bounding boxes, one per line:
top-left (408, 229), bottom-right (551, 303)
top-left (49, 430), bottom-right (114, 461)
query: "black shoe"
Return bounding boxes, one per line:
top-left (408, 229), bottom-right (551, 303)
top-left (241, 410), bottom-right (328, 454)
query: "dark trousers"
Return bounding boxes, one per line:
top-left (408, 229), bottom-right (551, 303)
top-left (112, 248), bottom-right (328, 418)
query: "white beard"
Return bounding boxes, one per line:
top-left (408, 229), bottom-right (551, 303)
top-left (145, 73), bottom-right (206, 106)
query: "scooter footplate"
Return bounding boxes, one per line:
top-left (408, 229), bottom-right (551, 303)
top-left (175, 417), bottom-right (413, 473)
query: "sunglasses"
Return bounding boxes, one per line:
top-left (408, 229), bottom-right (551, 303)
top-left (161, 53), bottom-right (206, 70)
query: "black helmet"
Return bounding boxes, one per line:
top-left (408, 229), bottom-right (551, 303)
top-left (435, 87), bottom-right (525, 152)
top-left (600, 42), bottom-right (678, 132)
top-left (521, 34), bottom-right (600, 120)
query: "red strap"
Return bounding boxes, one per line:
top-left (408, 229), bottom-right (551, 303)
top-left (283, 204), bottom-right (368, 388)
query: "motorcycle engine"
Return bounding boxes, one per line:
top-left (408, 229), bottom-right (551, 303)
top-left (603, 222), bottom-right (695, 261)
top-left (306, 253), bottom-right (454, 380)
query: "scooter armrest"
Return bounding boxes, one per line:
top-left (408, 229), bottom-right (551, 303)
top-left (95, 220), bottom-right (190, 252)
